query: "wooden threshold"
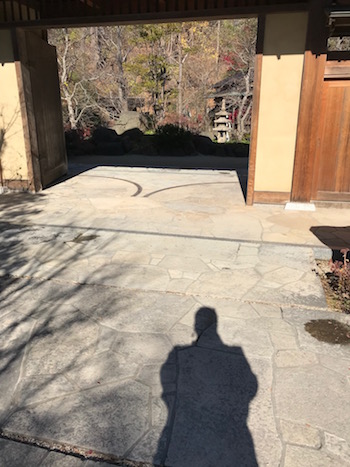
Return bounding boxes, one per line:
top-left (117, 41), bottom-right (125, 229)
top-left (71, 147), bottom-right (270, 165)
top-left (314, 201), bottom-right (350, 209)
top-left (315, 191), bottom-right (350, 202)
top-left (253, 191), bottom-right (291, 204)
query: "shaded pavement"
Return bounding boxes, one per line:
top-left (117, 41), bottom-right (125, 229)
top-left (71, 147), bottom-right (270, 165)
top-left (0, 164), bottom-right (349, 466)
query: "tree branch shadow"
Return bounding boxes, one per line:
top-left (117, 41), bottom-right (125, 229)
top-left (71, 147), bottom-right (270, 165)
top-left (0, 189), bottom-right (258, 466)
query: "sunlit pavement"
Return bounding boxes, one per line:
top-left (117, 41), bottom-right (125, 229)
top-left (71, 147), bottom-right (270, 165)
top-left (0, 164), bottom-right (349, 466)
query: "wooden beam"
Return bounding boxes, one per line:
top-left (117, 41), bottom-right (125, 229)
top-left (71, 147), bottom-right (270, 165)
top-left (290, 0), bottom-right (328, 202)
top-left (246, 14), bottom-right (265, 205)
top-left (325, 61), bottom-right (350, 79)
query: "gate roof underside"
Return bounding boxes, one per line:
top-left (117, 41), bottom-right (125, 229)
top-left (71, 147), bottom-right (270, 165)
top-left (0, 1), bottom-right (349, 35)
top-left (0, 0), bottom-right (311, 27)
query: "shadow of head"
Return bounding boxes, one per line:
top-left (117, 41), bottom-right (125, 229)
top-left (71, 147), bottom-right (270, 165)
top-left (194, 307), bottom-right (217, 339)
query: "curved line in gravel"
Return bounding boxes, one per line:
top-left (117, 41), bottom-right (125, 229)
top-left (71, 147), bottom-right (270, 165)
top-left (82, 175), bottom-right (143, 197)
top-left (144, 181), bottom-right (236, 198)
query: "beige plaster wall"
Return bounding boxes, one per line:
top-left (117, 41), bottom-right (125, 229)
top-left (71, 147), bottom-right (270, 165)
top-left (0, 30), bottom-right (28, 184)
top-left (254, 12), bottom-right (308, 193)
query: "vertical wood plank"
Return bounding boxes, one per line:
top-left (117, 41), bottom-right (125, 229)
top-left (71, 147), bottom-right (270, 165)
top-left (196, 0), bottom-right (206, 11)
top-left (10, 0), bottom-right (15, 21)
top-left (167, 0), bottom-right (176, 12)
top-left (312, 80), bottom-right (350, 199)
top-left (158, 0), bottom-right (167, 12)
top-left (317, 85), bottom-right (343, 192)
top-left (309, 75), bottom-right (327, 199)
top-left (15, 29), bottom-right (42, 191)
top-left (177, 0), bottom-right (186, 12)
top-left (130, 0), bottom-right (139, 14)
top-left (187, 0), bottom-right (195, 10)
top-left (0, 1), bottom-right (3, 21)
top-left (139, 0), bottom-right (148, 13)
top-left (246, 15), bottom-right (265, 205)
top-left (290, 0), bottom-right (328, 202)
top-left (335, 87), bottom-right (350, 193)
top-left (148, 0), bottom-right (157, 14)
top-left (17, 0), bottom-right (22, 20)
top-left (291, 51), bottom-right (327, 201)
top-left (121, 1), bottom-right (130, 14)
top-left (15, 60), bottom-right (38, 191)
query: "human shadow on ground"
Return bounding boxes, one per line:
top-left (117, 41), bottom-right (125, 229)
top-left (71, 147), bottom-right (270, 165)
top-left (155, 307), bottom-right (258, 467)
top-left (310, 226), bottom-right (350, 261)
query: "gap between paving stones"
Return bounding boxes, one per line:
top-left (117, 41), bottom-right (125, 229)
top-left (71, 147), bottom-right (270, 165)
top-left (1, 174), bottom-right (347, 467)
top-left (0, 431), bottom-right (151, 466)
top-left (1, 220), bottom-right (333, 253)
top-left (1, 272), bottom-right (330, 314)
top-left (0, 280), bottom-right (347, 465)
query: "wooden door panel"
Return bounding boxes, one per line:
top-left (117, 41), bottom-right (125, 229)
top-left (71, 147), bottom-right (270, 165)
top-left (316, 84), bottom-right (344, 193)
top-left (25, 31), bottom-right (67, 188)
top-left (314, 76), bottom-right (350, 201)
top-left (335, 87), bottom-right (350, 193)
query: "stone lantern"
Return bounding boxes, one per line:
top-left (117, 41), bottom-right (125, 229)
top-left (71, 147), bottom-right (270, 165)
top-left (213, 99), bottom-right (232, 143)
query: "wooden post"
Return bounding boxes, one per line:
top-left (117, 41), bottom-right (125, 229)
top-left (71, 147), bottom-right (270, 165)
top-left (290, 0), bottom-right (328, 202)
top-left (246, 15), bottom-right (265, 206)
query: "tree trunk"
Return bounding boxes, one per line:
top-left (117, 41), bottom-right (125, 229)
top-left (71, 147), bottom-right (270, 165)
top-left (115, 26), bottom-right (128, 112)
top-left (178, 30), bottom-right (183, 125)
top-left (216, 20), bottom-right (221, 73)
top-left (235, 70), bottom-right (252, 141)
top-left (64, 89), bottom-right (78, 130)
top-left (61, 30), bottom-right (78, 129)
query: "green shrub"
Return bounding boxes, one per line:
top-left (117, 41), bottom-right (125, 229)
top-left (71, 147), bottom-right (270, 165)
top-left (155, 124), bottom-right (194, 154)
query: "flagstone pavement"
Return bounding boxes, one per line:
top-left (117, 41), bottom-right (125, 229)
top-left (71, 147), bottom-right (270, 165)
top-left (0, 164), bottom-right (349, 466)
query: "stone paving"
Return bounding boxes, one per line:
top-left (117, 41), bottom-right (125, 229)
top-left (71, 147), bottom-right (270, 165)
top-left (0, 165), bottom-right (349, 466)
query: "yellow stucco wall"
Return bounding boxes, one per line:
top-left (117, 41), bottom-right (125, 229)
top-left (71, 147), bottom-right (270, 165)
top-left (0, 30), bottom-right (28, 183)
top-left (254, 12), bottom-right (308, 193)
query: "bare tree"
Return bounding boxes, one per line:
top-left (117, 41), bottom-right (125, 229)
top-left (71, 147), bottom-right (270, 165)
top-left (49, 20), bottom-right (257, 138)
top-left (50, 29), bottom-right (99, 129)
top-left (49, 27), bottom-right (133, 129)
top-left (328, 36), bottom-right (350, 51)
top-left (219, 19), bottom-right (257, 141)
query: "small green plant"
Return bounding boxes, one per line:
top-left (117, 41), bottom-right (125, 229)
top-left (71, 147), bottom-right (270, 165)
top-left (329, 248), bottom-right (350, 313)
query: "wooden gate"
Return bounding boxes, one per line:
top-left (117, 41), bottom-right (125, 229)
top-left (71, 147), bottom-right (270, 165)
top-left (18, 30), bottom-right (67, 188)
top-left (312, 59), bottom-right (350, 202)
